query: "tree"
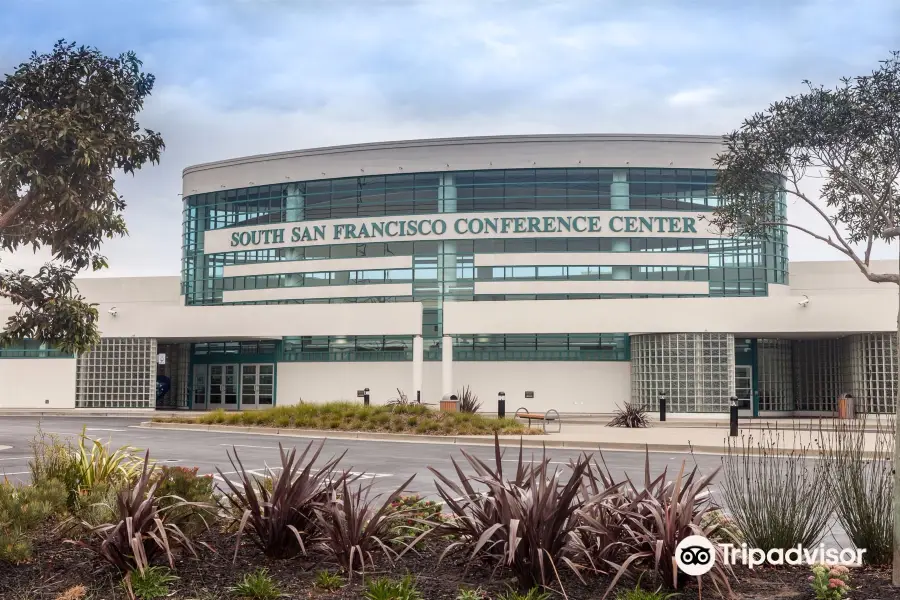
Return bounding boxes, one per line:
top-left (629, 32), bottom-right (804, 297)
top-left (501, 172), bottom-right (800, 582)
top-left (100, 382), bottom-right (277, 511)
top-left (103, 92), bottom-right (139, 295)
top-left (0, 40), bottom-right (164, 353)
top-left (709, 52), bottom-right (900, 581)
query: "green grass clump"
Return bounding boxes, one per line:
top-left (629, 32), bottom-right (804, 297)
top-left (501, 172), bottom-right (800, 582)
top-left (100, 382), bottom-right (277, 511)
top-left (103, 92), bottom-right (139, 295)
top-left (153, 401), bottom-right (538, 436)
top-left (229, 568), bottom-right (281, 600)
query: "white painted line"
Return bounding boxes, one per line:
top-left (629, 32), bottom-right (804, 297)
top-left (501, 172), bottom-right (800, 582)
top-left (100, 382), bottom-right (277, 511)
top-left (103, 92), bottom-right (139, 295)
top-left (0, 457), bottom-right (28, 462)
top-left (87, 428), bottom-right (127, 432)
top-left (219, 444), bottom-right (276, 449)
top-left (1, 471), bottom-right (29, 476)
top-left (0, 445), bottom-right (11, 451)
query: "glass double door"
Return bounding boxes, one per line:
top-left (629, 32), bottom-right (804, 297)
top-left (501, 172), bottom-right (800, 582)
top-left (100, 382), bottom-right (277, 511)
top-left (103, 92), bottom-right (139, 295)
top-left (240, 364), bottom-right (274, 409)
top-left (735, 365), bottom-right (755, 417)
top-left (195, 363), bottom-right (274, 410)
top-left (208, 364), bottom-right (239, 410)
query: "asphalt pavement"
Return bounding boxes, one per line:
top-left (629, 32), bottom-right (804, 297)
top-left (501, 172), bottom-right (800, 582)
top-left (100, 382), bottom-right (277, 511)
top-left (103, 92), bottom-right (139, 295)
top-left (0, 415), bottom-right (725, 497)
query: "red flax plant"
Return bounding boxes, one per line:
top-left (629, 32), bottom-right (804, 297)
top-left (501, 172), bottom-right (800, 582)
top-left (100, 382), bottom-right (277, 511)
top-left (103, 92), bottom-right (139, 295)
top-left (597, 452), bottom-right (733, 598)
top-left (69, 452), bottom-right (206, 591)
top-left (315, 475), bottom-right (417, 578)
top-left (217, 441), bottom-right (350, 561)
top-left (428, 435), bottom-right (611, 593)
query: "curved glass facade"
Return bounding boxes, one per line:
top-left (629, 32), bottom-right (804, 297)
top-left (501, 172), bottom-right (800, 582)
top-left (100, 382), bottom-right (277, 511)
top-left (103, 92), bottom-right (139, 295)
top-left (182, 167), bottom-right (788, 362)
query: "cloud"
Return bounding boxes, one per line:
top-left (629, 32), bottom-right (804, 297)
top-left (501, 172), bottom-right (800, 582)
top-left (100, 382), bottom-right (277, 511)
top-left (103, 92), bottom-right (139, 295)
top-left (1, 0), bottom-right (899, 275)
top-left (667, 87), bottom-right (721, 107)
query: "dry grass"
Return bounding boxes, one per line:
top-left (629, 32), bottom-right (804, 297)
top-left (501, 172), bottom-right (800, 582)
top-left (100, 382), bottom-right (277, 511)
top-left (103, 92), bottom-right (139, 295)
top-left (153, 402), bottom-right (538, 436)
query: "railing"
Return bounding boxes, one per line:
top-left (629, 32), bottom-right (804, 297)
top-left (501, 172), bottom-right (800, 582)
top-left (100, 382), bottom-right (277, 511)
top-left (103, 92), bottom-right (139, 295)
top-left (281, 350), bottom-right (413, 362)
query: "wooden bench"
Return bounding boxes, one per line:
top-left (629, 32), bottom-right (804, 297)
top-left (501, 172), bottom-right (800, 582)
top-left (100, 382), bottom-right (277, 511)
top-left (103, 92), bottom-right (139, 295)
top-left (514, 407), bottom-right (562, 433)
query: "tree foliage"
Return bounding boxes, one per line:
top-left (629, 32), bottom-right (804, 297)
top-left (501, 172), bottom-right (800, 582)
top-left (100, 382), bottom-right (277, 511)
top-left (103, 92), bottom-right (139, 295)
top-left (0, 40), bottom-right (164, 352)
top-left (709, 51), bottom-right (900, 284)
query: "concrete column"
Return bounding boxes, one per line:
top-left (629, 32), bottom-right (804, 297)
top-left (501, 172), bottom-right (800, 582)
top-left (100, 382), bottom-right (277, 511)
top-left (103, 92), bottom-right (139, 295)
top-left (412, 335), bottom-right (423, 401)
top-left (285, 185), bottom-right (305, 287)
top-left (611, 170), bottom-right (630, 280)
top-left (437, 173), bottom-right (458, 333)
top-left (441, 334), bottom-right (453, 397)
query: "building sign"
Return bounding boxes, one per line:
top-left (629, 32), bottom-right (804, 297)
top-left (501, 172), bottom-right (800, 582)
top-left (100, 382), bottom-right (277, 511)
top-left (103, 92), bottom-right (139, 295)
top-left (204, 211), bottom-right (720, 254)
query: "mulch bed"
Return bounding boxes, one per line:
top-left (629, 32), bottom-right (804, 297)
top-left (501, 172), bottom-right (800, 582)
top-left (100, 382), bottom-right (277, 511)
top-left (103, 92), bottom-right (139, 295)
top-left (1, 527), bottom-right (895, 599)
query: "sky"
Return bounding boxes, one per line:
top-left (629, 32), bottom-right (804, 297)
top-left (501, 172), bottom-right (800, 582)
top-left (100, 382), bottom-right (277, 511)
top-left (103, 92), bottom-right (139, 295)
top-left (1, 0), bottom-right (899, 277)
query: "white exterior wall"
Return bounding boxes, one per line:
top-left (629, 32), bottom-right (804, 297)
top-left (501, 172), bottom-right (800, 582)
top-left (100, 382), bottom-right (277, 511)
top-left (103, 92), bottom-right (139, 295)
top-left (452, 362), bottom-right (630, 414)
top-left (0, 359), bottom-right (77, 409)
top-left (276, 362), bottom-right (414, 405)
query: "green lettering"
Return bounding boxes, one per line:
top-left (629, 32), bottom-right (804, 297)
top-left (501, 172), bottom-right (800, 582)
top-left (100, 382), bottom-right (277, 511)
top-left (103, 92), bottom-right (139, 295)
top-left (358, 223), bottom-right (371, 238)
top-left (333, 224), bottom-right (344, 240)
top-left (543, 217), bottom-right (556, 233)
top-left (386, 221), bottom-right (399, 237)
top-left (527, 217), bottom-right (541, 232)
top-left (454, 218), bottom-right (468, 234)
top-left (469, 218), bottom-right (484, 234)
top-left (625, 217), bottom-right (638, 232)
top-left (300, 227), bottom-right (313, 242)
top-left (668, 217), bottom-right (681, 233)
top-left (557, 217), bottom-right (572, 232)
top-left (514, 217), bottom-right (526, 233)
top-left (231, 232), bottom-right (241, 247)
top-left (588, 216), bottom-right (603, 232)
top-left (639, 217), bottom-right (653, 232)
top-left (406, 221), bottom-right (418, 235)
top-left (609, 216), bottom-right (624, 232)
top-left (573, 216), bottom-right (587, 232)
top-left (371, 222), bottom-right (384, 237)
top-left (290, 227), bottom-right (302, 242)
top-left (239, 232), bottom-right (252, 246)
top-left (433, 219), bottom-right (447, 235)
top-left (345, 224), bottom-right (358, 239)
top-left (484, 218), bottom-right (498, 234)
top-left (501, 218), bottom-right (514, 233)
top-left (683, 217), bottom-right (697, 233)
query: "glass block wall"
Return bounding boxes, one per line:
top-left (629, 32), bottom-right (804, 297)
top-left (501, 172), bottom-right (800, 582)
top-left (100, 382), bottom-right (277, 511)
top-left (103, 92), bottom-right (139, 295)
top-left (757, 339), bottom-right (793, 411)
top-left (75, 338), bottom-right (157, 408)
top-left (631, 333), bottom-right (735, 412)
top-left (842, 333), bottom-right (897, 414)
top-left (792, 339), bottom-right (843, 412)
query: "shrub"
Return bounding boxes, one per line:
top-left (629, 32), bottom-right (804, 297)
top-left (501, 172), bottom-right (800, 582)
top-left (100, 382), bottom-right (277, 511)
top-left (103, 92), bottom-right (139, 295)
top-left (230, 568), bottom-right (281, 600)
top-left (74, 481), bottom-right (120, 528)
top-left (70, 427), bottom-right (144, 492)
top-left (315, 475), bottom-right (416, 575)
top-left (29, 427), bottom-right (78, 494)
top-left (601, 455), bottom-right (731, 594)
top-left (819, 417), bottom-right (892, 565)
top-left (70, 452), bottom-right (202, 573)
top-left (430, 435), bottom-right (598, 590)
top-left (607, 403), bottom-right (649, 428)
top-left (614, 574), bottom-right (680, 600)
top-left (456, 588), bottom-right (489, 600)
top-left (497, 589), bottom-right (551, 600)
top-left (363, 575), bottom-right (423, 600)
top-left (0, 478), bottom-right (68, 563)
top-left (218, 441), bottom-right (349, 560)
top-left (313, 570), bottom-right (344, 591)
top-left (154, 465), bottom-right (216, 535)
top-left (125, 566), bottom-right (178, 600)
top-left (809, 564), bottom-right (851, 600)
top-left (720, 428), bottom-right (833, 552)
top-left (701, 508), bottom-right (743, 544)
top-left (386, 495), bottom-right (445, 548)
top-left (457, 385), bottom-right (482, 414)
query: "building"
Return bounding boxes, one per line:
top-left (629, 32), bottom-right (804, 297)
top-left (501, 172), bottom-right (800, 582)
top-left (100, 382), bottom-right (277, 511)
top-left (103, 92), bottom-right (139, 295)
top-left (1, 134), bottom-right (898, 416)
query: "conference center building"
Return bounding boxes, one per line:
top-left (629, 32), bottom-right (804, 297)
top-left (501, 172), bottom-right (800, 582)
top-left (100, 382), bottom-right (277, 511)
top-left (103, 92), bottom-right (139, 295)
top-left (2, 134), bottom-right (898, 417)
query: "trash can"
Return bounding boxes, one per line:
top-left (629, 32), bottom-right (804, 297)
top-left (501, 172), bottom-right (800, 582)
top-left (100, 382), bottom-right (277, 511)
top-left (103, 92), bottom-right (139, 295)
top-left (837, 393), bottom-right (856, 419)
top-left (440, 393), bottom-right (459, 413)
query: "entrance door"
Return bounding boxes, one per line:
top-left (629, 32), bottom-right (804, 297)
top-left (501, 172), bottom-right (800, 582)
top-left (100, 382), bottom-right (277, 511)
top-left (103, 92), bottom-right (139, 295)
top-left (208, 365), bottom-right (239, 410)
top-left (191, 365), bottom-right (207, 410)
top-left (735, 365), bottom-right (754, 417)
top-left (240, 364), bottom-right (275, 409)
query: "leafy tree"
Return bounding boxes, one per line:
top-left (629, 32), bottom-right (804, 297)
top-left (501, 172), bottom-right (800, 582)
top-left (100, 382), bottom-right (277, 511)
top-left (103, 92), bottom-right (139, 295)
top-left (708, 52), bottom-right (900, 582)
top-left (0, 40), bottom-right (164, 353)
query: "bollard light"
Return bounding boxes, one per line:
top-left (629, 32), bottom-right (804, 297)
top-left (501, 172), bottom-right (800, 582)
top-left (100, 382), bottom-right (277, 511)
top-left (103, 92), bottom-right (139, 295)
top-left (498, 391), bottom-right (506, 419)
top-left (364, 387), bottom-right (370, 407)
top-left (659, 390), bottom-right (668, 422)
top-left (729, 395), bottom-right (739, 437)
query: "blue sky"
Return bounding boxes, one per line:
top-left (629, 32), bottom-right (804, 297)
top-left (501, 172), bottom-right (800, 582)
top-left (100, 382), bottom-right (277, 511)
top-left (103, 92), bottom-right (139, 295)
top-left (2, 0), bottom-right (899, 275)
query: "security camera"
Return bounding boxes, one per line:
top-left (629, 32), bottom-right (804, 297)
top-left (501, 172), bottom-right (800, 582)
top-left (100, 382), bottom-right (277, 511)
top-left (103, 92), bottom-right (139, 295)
top-left (108, 306), bottom-right (118, 317)
top-left (798, 295), bottom-right (810, 308)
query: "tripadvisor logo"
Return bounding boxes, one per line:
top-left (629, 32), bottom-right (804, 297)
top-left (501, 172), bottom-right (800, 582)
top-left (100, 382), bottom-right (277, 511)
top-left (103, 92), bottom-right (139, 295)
top-left (675, 535), bottom-right (866, 576)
